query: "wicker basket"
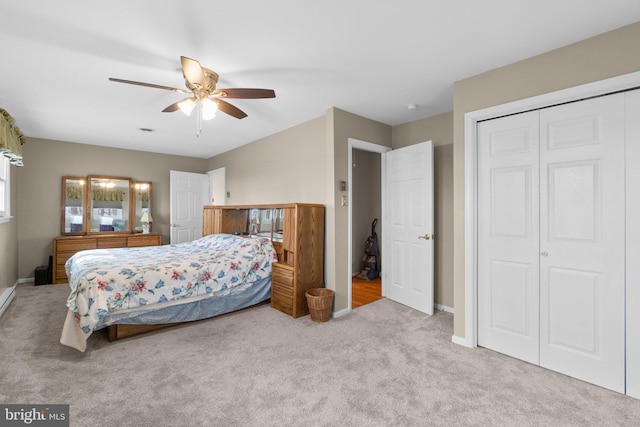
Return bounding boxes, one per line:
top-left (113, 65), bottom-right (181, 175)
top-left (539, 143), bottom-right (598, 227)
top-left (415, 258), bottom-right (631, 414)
top-left (305, 288), bottom-right (335, 322)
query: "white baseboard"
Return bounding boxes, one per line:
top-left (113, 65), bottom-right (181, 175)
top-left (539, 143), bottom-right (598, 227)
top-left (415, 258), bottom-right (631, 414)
top-left (336, 302), bottom-right (451, 317)
top-left (452, 334), bottom-right (474, 348)
top-left (435, 304), bottom-right (453, 313)
top-left (18, 278), bottom-right (34, 285)
top-left (332, 307), bottom-right (351, 318)
top-left (0, 283), bottom-right (17, 319)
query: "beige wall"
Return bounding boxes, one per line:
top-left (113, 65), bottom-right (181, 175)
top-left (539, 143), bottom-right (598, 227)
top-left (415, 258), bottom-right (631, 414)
top-left (17, 138), bottom-right (208, 279)
top-left (392, 112), bottom-right (454, 309)
top-left (0, 164), bottom-right (19, 290)
top-left (328, 108), bottom-right (392, 310)
top-left (392, 111), bottom-right (453, 149)
top-left (433, 144), bottom-right (453, 308)
top-left (207, 116), bottom-right (327, 204)
top-left (452, 22), bottom-right (640, 338)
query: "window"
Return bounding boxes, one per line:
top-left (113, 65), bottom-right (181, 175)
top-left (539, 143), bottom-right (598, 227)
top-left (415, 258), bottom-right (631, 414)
top-left (0, 156), bottom-right (10, 222)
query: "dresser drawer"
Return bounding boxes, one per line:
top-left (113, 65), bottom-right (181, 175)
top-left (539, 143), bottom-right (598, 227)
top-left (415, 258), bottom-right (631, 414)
top-left (272, 263), bottom-right (294, 286)
top-left (272, 272), bottom-right (294, 288)
top-left (56, 251), bottom-right (78, 266)
top-left (271, 263), bottom-right (296, 316)
top-left (55, 266), bottom-right (68, 283)
top-left (55, 238), bottom-right (97, 252)
top-left (127, 234), bottom-right (161, 247)
top-left (98, 237), bottom-right (127, 248)
top-left (271, 292), bottom-right (293, 316)
top-left (271, 281), bottom-right (293, 298)
top-left (271, 278), bottom-right (294, 316)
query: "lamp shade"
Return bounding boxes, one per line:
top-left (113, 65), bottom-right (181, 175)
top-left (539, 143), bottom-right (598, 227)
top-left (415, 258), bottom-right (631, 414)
top-left (178, 98), bottom-right (196, 116)
top-left (140, 212), bottom-right (153, 223)
top-left (201, 98), bottom-right (218, 120)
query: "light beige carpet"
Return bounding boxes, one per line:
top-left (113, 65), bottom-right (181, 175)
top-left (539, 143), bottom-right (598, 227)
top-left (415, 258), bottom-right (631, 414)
top-left (2, 283), bottom-right (640, 426)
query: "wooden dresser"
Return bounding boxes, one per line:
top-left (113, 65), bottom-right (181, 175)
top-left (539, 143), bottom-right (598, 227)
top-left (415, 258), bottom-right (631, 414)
top-left (203, 203), bottom-right (325, 318)
top-left (52, 233), bottom-right (162, 284)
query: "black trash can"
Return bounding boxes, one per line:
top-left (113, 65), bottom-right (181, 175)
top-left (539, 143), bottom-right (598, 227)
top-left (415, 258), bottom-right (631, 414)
top-left (34, 265), bottom-right (49, 285)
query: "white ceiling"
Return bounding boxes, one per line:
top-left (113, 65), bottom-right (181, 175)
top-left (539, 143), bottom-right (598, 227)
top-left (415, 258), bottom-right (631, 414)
top-left (1, 1), bottom-right (639, 159)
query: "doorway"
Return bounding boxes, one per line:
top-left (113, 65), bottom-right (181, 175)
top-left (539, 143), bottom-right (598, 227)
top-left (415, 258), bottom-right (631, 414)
top-left (207, 167), bottom-right (226, 206)
top-left (347, 138), bottom-right (435, 314)
top-left (347, 139), bottom-right (391, 310)
top-left (351, 147), bottom-right (382, 308)
top-left (169, 170), bottom-right (209, 244)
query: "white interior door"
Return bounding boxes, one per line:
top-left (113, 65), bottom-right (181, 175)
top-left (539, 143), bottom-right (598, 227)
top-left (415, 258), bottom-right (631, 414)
top-left (383, 141), bottom-right (434, 315)
top-left (477, 111), bottom-right (540, 365)
top-left (208, 167), bottom-right (226, 206)
top-left (539, 94), bottom-right (625, 393)
top-left (170, 170), bottom-right (209, 244)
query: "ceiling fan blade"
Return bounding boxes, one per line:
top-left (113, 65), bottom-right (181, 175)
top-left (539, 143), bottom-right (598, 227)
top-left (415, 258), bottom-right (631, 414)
top-left (216, 99), bottom-right (247, 119)
top-left (109, 77), bottom-right (185, 93)
top-left (162, 101), bottom-right (181, 113)
top-left (214, 88), bottom-right (276, 99)
top-left (181, 56), bottom-right (206, 89)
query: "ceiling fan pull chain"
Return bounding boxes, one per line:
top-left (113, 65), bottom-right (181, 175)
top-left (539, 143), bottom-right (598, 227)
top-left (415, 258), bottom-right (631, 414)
top-left (196, 102), bottom-right (202, 138)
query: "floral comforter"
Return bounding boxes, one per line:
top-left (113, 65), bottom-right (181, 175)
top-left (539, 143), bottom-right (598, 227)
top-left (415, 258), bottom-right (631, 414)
top-left (63, 234), bottom-right (277, 348)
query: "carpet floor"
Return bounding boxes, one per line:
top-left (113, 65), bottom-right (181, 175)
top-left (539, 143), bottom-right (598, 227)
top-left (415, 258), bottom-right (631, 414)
top-left (2, 283), bottom-right (640, 426)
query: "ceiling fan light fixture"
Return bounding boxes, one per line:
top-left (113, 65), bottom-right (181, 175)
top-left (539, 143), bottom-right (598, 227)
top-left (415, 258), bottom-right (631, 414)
top-left (178, 98), bottom-right (196, 116)
top-left (201, 98), bottom-right (218, 121)
top-left (109, 56), bottom-right (275, 127)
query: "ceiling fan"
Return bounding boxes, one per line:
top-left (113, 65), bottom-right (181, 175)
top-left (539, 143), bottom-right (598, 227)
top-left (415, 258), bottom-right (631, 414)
top-left (109, 56), bottom-right (276, 124)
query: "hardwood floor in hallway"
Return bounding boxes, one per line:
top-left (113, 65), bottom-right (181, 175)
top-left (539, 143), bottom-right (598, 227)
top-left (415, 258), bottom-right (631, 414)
top-left (352, 276), bottom-right (382, 308)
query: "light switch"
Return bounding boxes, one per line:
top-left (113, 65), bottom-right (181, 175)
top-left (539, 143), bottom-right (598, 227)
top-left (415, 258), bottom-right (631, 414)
top-left (341, 195), bottom-right (348, 207)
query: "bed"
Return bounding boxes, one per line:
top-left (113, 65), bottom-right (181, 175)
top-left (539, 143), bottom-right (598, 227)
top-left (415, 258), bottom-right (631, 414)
top-left (60, 233), bottom-right (278, 352)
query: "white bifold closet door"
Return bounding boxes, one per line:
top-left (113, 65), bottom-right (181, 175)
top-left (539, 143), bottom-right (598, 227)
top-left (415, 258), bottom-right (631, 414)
top-left (626, 88), bottom-right (640, 399)
top-left (477, 110), bottom-right (540, 365)
top-left (478, 93), bottom-right (626, 393)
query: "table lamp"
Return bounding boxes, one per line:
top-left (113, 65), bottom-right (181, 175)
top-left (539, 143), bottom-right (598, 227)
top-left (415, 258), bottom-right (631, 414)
top-left (140, 212), bottom-right (153, 234)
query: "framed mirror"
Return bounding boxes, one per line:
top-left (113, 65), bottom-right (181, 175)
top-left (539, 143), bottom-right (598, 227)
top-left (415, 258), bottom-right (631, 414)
top-left (133, 181), bottom-right (152, 232)
top-left (87, 176), bottom-right (132, 233)
top-left (272, 208), bottom-right (284, 242)
top-left (61, 176), bottom-right (87, 235)
top-left (247, 208), bottom-right (285, 241)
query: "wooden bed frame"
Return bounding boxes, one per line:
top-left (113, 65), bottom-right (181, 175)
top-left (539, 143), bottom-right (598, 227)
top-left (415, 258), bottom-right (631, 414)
top-left (105, 300), bottom-right (270, 341)
top-left (106, 322), bottom-right (181, 341)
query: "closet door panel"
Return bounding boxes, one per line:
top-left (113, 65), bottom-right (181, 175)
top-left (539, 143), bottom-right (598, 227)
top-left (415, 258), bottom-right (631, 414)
top-left (547, 161), bottom-right (599, 242)
top-left (477, 111), bottom-right (540, 364)
top-left (539, 94), bottom-right (625, 393)
top-left (626, 89), bottom-right (640, 399)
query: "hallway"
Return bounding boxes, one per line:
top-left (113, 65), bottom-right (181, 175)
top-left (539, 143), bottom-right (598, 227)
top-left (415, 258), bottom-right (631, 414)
top-left (352, 276), bottom-right (382, 308)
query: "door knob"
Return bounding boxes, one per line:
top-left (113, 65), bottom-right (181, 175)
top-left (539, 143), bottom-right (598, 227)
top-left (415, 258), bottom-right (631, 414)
top-left (541, 251), bottom-right (548, 256)
top-left (418, 233), bottom-right (432, 240)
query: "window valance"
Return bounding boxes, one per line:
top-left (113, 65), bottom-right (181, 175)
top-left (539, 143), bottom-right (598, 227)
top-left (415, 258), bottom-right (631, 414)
top-left (91, 189), bottom-right (126, 201)
top-left (66, 185), bottom-right (128, 201)
top-left (66, 185), bottom-right (84, 199)
top-left (0, 108), bottom-right (25, 167)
